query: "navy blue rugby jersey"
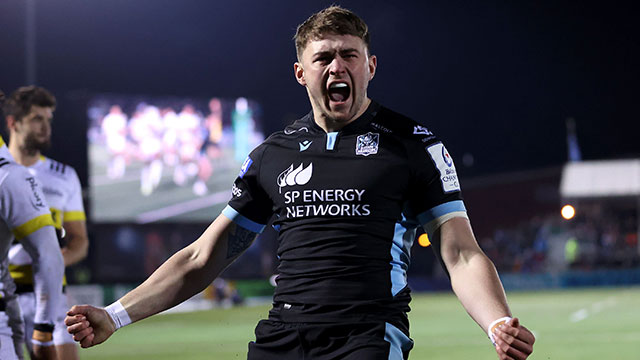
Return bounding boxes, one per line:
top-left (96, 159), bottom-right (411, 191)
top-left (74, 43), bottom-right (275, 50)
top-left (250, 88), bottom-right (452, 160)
top-left (224, 101), bottom-right (467, 330)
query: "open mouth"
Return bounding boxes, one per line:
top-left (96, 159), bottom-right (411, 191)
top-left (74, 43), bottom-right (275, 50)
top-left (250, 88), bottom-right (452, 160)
top-left (328, 82), bottom-right (350, 103)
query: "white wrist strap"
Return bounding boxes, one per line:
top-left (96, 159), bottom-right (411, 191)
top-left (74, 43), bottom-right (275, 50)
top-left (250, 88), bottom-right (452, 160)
top-left (105, 300), bottom-right (132, 330)
top-left (32, 339), bottom-right (55, 346)
top-left (488, 316), bottom-right (512, 346)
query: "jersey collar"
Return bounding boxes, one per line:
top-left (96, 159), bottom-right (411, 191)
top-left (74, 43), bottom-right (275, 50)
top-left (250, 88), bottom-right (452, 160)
top-left (294, 100), bottom-right (381, 135)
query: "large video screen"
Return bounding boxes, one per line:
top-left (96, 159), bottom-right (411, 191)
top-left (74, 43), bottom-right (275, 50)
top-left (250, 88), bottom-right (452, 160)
top-left (87, 95), bottom-right (263, 223)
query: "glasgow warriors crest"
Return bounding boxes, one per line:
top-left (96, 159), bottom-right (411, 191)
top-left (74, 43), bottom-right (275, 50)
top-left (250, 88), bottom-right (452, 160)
top-left (355, 132), bottom-right (379, 156)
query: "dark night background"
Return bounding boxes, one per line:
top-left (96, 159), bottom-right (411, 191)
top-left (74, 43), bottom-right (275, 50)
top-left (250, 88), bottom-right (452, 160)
top-left (1, 0), bottom-right (638, 188)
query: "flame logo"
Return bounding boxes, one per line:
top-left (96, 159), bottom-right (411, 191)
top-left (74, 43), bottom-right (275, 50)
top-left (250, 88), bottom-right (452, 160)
top-left (277, 163), bottom-right (313, 192)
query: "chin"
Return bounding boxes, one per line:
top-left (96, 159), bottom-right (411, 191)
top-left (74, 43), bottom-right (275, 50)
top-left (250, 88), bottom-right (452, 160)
top-left (326, 105), bottom-right (354, 119)
top-left (324, 111), bottom-right (351, 123)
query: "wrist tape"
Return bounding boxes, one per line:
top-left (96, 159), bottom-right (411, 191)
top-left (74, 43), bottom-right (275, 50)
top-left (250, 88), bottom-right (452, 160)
top-left (488, 316), bottom-right (512, 346)
top-left (33, 323), bottom-right (55, 346)
top-left (105, 300), bottom-right (132, 330)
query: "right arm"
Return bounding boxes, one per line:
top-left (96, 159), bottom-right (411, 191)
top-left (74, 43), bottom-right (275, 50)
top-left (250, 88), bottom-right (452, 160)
top-left (2, 167), bottom-right (64, 360)
top-left (66, 213), bottom-right (257, 348)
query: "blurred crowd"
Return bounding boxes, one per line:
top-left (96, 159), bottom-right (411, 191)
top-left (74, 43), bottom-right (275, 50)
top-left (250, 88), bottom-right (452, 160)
top-left (480, 204), bottom-right (639, 273)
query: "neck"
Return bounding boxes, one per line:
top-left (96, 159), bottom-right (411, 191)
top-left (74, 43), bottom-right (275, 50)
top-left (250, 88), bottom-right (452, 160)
top-left (313, 98), bottom-right (371, 133)
top-left (8, 139), bottom-right (40, 167)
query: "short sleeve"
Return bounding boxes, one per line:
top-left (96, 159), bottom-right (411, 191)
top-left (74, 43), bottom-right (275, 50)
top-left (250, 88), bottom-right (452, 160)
top-left (0, 167), bottom-right (54, 240)
top-left (406, 139), bottom-right (468, 235)
top-left (223, 145), bottom-right (274, 233)
top-left (62, 167), bottom-right (86, 222)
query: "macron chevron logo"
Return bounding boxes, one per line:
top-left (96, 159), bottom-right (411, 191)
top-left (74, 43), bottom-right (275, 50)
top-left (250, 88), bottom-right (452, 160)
top-left (299, 140), bottom-right (312, 152)
top-left (277, 163), bottom-right (313, 193)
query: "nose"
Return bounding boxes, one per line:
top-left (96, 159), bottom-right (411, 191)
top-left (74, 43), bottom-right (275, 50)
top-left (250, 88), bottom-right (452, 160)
top-left (328, 57), bottom-right (346, 76)
top-left (42, 118), bottom-right (52, 135)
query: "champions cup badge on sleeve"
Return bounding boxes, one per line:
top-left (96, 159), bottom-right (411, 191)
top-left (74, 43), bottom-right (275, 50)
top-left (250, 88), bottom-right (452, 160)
top-left (355, 132), bottom-right (380, 156)
top-left (238, 156), bottom-right (253, 178)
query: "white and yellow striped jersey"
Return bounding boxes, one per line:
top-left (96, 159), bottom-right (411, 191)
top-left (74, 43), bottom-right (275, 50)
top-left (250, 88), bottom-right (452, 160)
top-left (0, 138), bottom-right (55, 297)
top-left (9, 155), bottom-right (86, 285)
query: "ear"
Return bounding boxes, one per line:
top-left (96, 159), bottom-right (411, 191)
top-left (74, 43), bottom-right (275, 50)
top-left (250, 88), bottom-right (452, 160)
top-left (368, 55), bottom-right (377, 81)
top-left (5, 115), bottom-right (17, 131)
top-left (294, 62), bottom-right (306, 86)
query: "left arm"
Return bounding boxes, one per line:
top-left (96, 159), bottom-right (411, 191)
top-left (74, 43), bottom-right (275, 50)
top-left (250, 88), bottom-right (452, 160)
top-left (60, 220), bottom-right (89, 266)
top-left (435, 217), bottom-right (510, 329)
top-left (432, 217), bottom-right (535, 359)
top-left (61, 167), bottom-right (89, 267)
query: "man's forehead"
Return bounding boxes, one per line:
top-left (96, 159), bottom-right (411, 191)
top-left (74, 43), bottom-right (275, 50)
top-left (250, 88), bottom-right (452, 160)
top-left (304, 34), bottom-right (367, 55)
top-left (27, 105), bottom-right (54, 118)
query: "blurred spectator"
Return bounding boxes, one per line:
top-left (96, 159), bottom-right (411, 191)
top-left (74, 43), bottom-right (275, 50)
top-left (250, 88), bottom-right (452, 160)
top-left (479, 203), bottom-right (639, 273)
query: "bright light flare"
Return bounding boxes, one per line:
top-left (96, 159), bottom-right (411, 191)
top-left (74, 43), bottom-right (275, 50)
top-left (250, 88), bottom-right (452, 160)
top-left (418, 233), bottom-right (431, 247)
top-left (561, 204), bottom-right (576, 220)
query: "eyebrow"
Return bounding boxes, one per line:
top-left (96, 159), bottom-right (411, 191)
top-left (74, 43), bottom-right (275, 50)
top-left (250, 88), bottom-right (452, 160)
top-left (313, 48), bottom-right (360, 58)
top-left (29, 114), bottom-right (51, 121)
top-left (339, 48), bottom-right (359, 55)
top-left (313, 50), bottom-right (334, 58)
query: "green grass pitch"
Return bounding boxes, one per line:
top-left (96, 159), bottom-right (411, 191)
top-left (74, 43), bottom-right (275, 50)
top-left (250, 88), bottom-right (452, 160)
top-left (78, 286), bottom-right (640, 359)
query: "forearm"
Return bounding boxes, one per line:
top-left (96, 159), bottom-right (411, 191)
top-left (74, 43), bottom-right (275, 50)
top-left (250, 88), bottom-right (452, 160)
top-left (21, 227), bottom-right (65, 325)
top-left (117, 216), bottom-right (245, 323)
top-left (436, 217), bottom-right (511, 332)
top-left (118, 244), bottom-right (219, 322)
top-left (449, 251), bottom-right (511, 331)
top-left (61, 221), bottom-right (89, 266)
top-left (61, 236), bottom-right (89, 266)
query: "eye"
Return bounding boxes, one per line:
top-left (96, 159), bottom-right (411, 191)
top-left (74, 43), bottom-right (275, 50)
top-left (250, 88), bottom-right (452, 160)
top-left (314, 56), bottom-right (331, 64)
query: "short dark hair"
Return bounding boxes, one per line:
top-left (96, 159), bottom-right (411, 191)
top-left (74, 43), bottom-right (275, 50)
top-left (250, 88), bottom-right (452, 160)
top-left (2, 86), bottom-right (56, 123)
top-left (294, 6), bottom-right (370, 60)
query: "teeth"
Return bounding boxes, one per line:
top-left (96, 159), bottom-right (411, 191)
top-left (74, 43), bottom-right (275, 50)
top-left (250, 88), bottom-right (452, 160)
top-left (330, 83), bottom-right (348, 89)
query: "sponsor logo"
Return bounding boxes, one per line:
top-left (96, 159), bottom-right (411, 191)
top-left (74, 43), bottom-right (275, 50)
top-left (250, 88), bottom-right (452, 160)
top-left (25, 176), bottom-right (46, 210)
top-left (299, 140), bottom-right (312, 152)
top-left (413, 125), bottom-right (433, 136)
top-left (426, 143), bottom-right (460, 193)
top-left (355, 132), bottom-right (379, 156)
top-left (284, 127), bottom-right (309, 135)
top-left (283, 188), bottom-right (370, 218)
top-left (231, 183), bottom-right (242, 198)
top-left (370, 122), bottom-right (392, 133)
top-left (277, 163), bottom-right (313, 193)
top-left (238, 157), bottom-right (253, 178)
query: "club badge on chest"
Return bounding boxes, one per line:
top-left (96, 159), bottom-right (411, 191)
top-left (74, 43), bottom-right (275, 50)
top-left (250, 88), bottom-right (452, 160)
top-left (355, 132), bottom-right (379, 156)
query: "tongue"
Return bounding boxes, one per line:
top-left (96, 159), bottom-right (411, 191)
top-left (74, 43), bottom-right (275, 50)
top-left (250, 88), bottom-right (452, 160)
top-left (329, 92), bottom-right (346, 102)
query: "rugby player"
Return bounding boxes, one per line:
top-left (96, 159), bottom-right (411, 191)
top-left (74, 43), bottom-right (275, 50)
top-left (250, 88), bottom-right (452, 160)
top-left (66, 6), bottom-right (535, 359)
top-left (4, 86), bottom-right (89, 360)
top-left (0, 126), bottom-right (65, 359)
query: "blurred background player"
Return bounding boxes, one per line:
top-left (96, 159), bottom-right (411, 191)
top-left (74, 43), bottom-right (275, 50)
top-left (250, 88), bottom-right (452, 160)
top-left (192, 98), bottom-right (224, 196)
top-left (231, 97), bottom-right (253, 163)
top-left (203, 98), bottom-right (223, 160)
top-left (129, 103), bottom-right (164, 196)
top-left (100, 105), bottom-right (128, 180)
top-left (160, 106), bottom-right (180, 168)
top-left (0, 122), bottom-right (65, 359)
top-left (175, 104), bottom-right (206, 195)
top-left (4, 86), bottom-right (88, 360)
